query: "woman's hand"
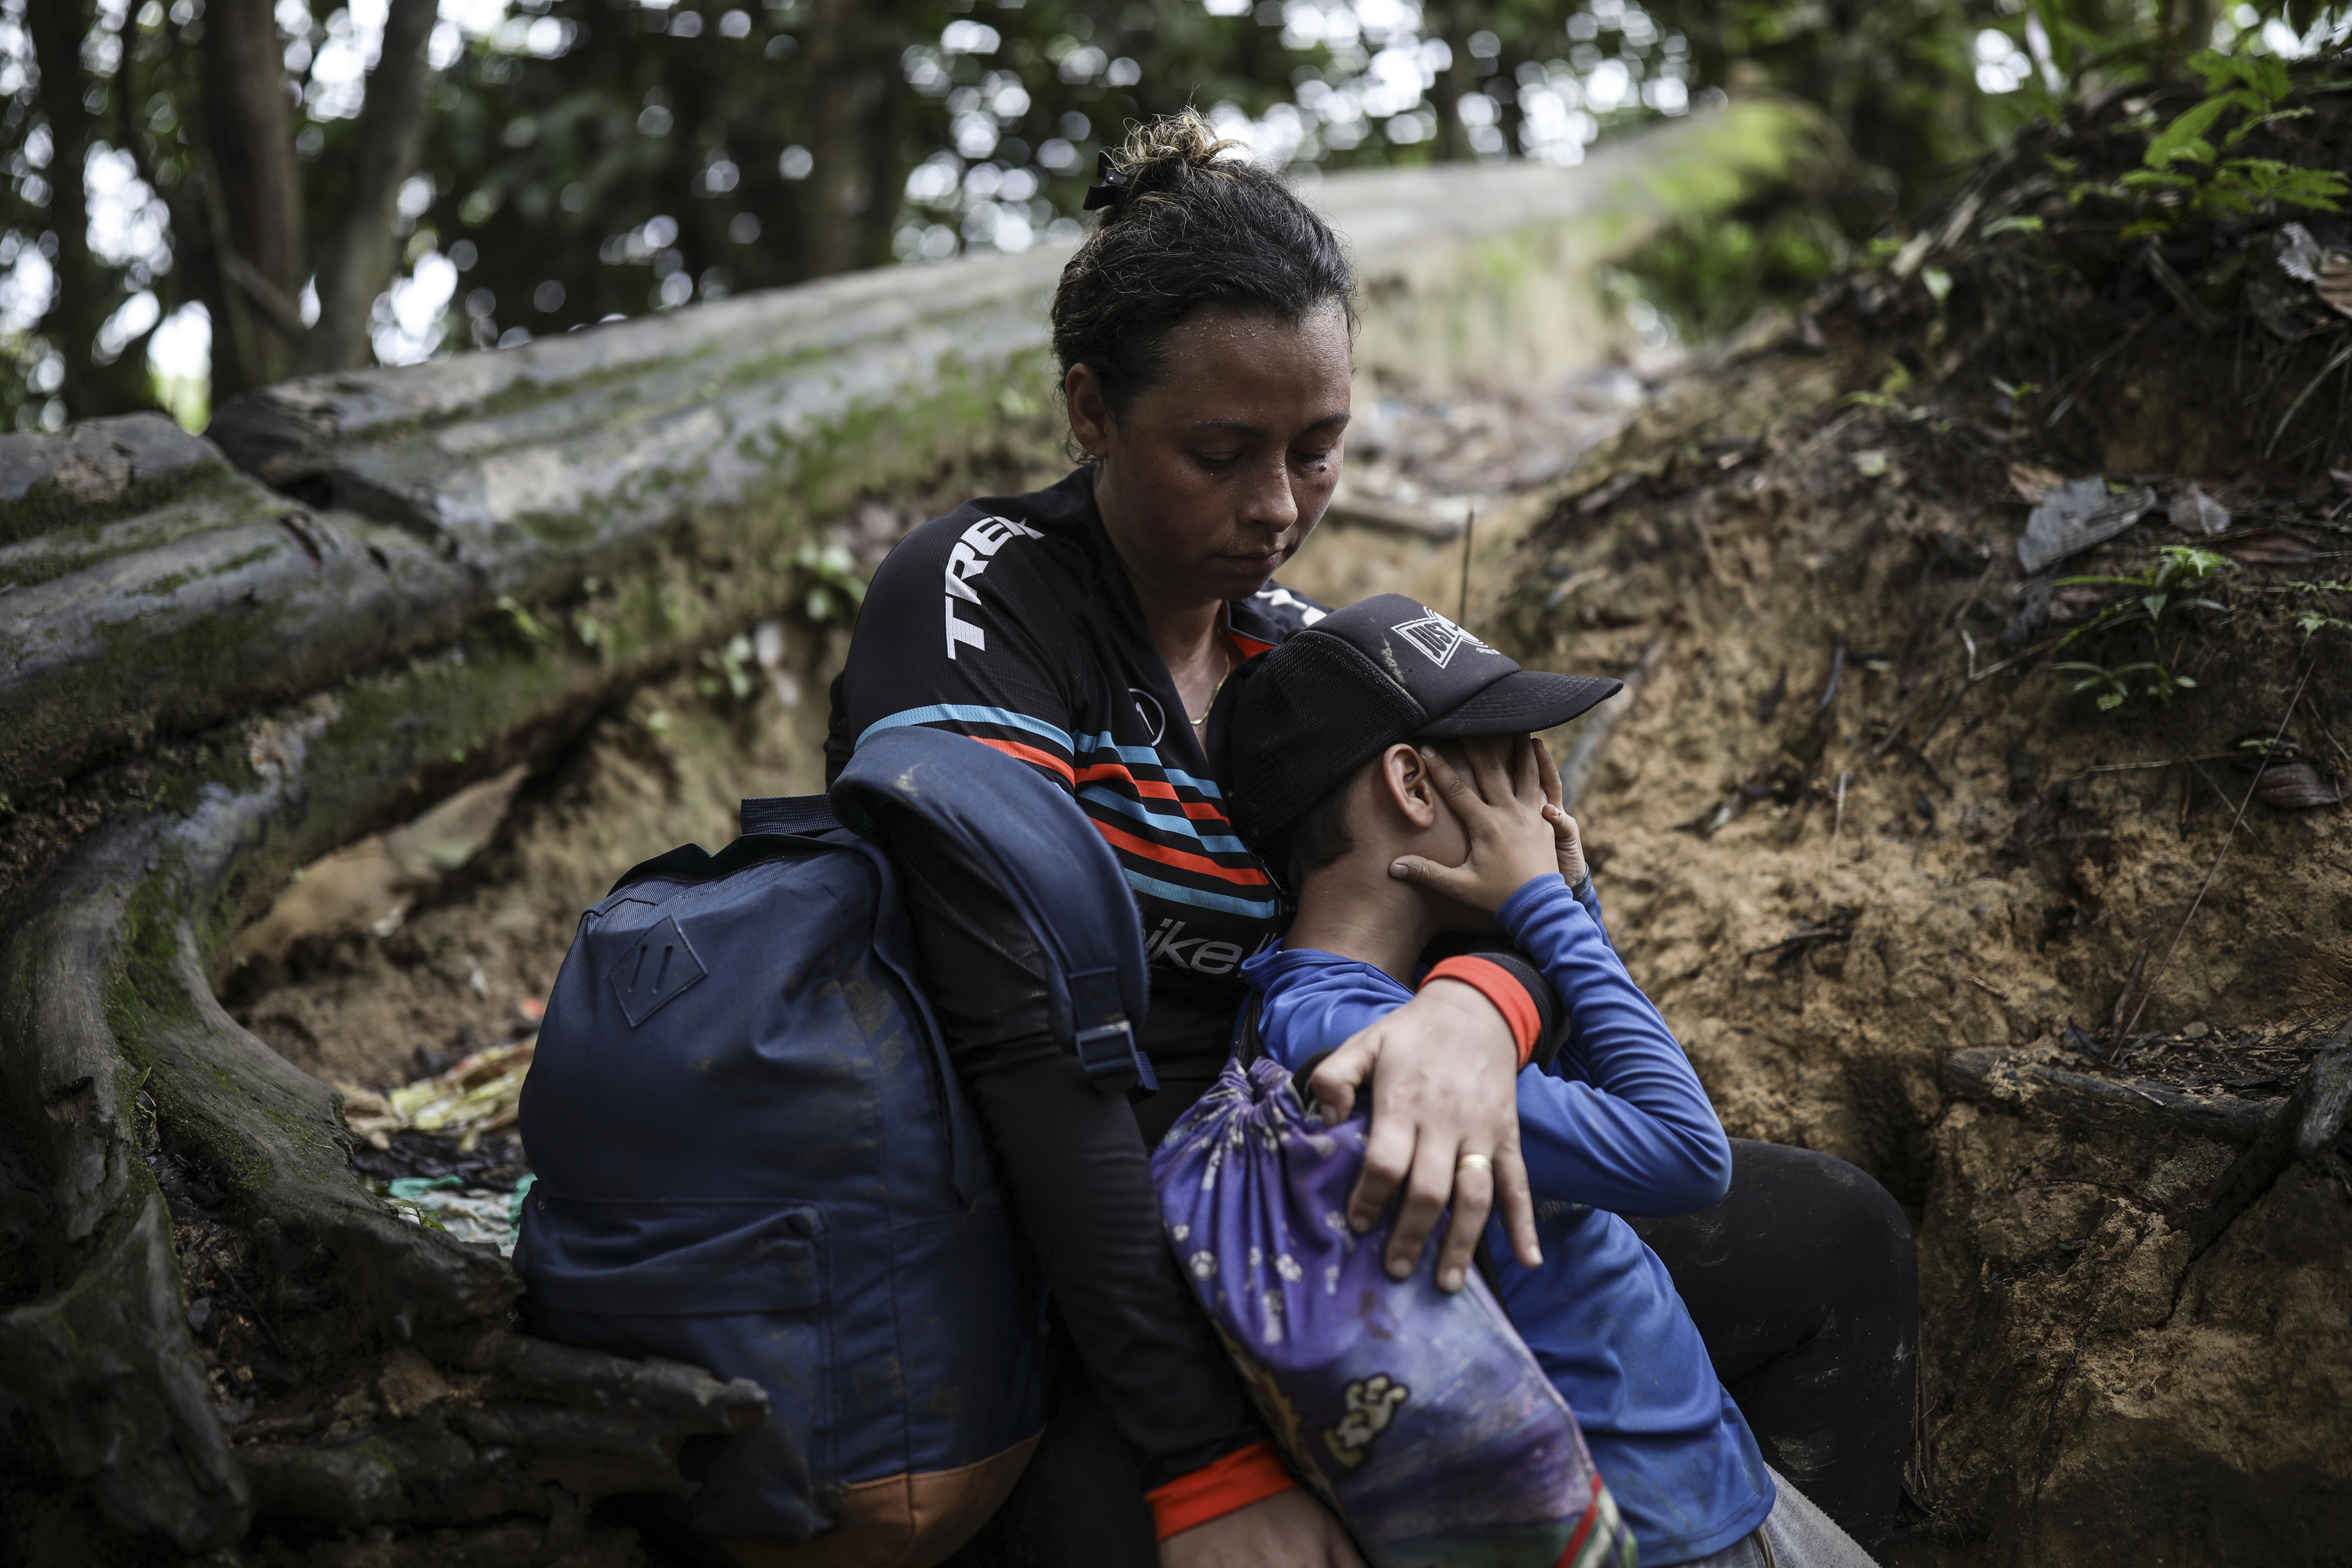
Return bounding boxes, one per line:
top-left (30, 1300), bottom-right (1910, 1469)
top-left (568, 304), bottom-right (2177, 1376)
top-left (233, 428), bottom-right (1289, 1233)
top-left (1307, 980), bottom-right (1542, 1289)
top-left (1159, 1487), bottom-right (1366, 1568)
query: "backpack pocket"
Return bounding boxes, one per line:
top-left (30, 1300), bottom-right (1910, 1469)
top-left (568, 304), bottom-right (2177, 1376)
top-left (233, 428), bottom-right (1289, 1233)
top-left (516, 1193), bottom-right (838, 1539)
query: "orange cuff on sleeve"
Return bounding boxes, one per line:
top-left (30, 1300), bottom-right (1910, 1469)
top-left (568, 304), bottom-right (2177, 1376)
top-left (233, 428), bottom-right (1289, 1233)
top-left (1145, 1441), bottom-right (1299, 1541)
top-left (1422, 956), bottom-right (1542, 1069)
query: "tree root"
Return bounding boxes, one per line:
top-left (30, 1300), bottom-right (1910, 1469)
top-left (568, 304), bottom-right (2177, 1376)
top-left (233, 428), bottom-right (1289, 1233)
top-left (0, 593), bottom-right (770, 1554)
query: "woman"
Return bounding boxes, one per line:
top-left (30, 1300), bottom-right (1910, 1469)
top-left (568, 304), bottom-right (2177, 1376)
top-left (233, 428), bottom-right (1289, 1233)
top-left (825, 113), bottom-right (1916, 1568)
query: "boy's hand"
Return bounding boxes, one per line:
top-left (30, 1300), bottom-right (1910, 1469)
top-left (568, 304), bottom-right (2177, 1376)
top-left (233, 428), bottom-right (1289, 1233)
top-left (1388, 736), bottom-right (1561, 915)
top-left (1533, 738), bottom-right (1588, 886)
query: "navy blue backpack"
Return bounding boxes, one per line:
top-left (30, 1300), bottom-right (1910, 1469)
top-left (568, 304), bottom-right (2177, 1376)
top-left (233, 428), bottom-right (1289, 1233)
top-left (514, 727), bottom-right (1154, 1564)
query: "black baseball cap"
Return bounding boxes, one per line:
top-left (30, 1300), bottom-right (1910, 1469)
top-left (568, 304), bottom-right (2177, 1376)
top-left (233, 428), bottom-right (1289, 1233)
top-left (1227, 593), bottom-right (1621, 861)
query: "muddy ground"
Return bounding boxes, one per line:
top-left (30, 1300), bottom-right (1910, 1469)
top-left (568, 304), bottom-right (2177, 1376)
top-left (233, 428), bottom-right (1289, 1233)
top-left (209, 334), bottom-right (2350, 1566)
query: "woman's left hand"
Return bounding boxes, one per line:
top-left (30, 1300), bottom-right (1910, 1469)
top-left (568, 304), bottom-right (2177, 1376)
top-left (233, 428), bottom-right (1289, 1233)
top-left (1307, 979), bottom-right (1542, 1292)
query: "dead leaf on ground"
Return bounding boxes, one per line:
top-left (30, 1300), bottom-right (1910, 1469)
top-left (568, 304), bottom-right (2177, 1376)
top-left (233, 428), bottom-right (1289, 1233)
top-left (2212, 527), bottom-right (2324, 564)
top-left (2278, 222), bottom-right (2352, 318)
top-left (2167, 484), bottom-right (2231, 535)
top-left (2254, 761), bottom-right (2343, 809)
top-left (2017, 477), bottom-right (2156, 574)
top-left (2009, 463), bottom-right (2065, 504)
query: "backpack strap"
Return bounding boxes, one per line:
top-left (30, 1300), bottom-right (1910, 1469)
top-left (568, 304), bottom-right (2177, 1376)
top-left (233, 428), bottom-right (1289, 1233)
top-left (739, 794), bottom-right (840, 836)
top-left (832, 727), bottom-right (1156, 1093)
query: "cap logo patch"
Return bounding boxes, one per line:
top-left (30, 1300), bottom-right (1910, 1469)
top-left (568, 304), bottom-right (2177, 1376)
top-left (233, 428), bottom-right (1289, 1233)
top-left (1389, 610), bottom-right (1491, 669)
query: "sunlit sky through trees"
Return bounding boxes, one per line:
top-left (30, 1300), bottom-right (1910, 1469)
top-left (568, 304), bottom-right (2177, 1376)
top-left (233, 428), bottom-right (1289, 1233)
top-left (4, 0), bottom-right (2350, 431)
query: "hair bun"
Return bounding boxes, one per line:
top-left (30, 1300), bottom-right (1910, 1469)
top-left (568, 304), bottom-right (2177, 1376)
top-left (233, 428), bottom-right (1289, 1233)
top-left (1092, 107), bottom-right (1245, 217)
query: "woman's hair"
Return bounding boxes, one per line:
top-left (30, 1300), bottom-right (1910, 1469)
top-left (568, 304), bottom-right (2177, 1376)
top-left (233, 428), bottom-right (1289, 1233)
top-left (1050, 109), bottom-right (1355, 424)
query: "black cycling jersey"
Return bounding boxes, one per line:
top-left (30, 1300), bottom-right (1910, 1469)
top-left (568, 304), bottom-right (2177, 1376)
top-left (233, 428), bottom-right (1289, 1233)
top-left (826, 466), bottom-right (1338, 1100)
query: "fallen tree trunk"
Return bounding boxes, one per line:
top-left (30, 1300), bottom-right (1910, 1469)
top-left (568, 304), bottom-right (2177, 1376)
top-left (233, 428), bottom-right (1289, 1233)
top-left (0, 415), bottom-right (489, 810)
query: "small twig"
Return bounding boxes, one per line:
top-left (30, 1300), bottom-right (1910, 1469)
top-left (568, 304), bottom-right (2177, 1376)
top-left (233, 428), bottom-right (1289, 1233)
top-left (1815, 641), bottom-right (1847, 717)
top-left (1869, 669), bottom-right (1944, 760)
top-left (2107, 948), bottom-right (2150, 1058)
top-left (2126, 660), bottom-right (2317, 1036)
top-left (1867, 562), bottom-right (1997, 765)
top-left (2043, 751), bottom-right (2239, 791)
top-left (2140, 242), bottom-right (2221, 335)
top-left (1956, 968), bottom-right (2012, 1004)
top-left (1555, 637), bottom-right (1667, 812)
top-left (1828, 769), bottom-right (1851, 866)
top-left (1456, 506), bottom-right (1476, 625)
top-left (2184, 760), bottom-right (2268, 851)
top-left (2266, 338), bottom-right (2352, 459)
top-left (1790, 407), bottom-right (1864, 463)
top-left (1743, 926), bottom-right (1856, 963)
top-left (2041, 317), bottom-right (2152, 427)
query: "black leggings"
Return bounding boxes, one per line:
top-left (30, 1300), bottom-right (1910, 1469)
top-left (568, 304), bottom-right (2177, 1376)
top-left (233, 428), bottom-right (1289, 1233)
top-left (1629, 1140), bottom-right (1919, 1553)
top-left (947, 1140), bottom-right (1917, 1565)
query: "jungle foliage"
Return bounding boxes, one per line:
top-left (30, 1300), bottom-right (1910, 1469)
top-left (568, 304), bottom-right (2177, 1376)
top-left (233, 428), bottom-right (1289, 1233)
top-left (1, 0), bottom-right (2346, 432)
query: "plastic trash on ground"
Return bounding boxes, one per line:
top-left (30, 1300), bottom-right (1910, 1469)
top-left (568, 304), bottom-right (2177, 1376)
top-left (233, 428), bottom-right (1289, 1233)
top-left (383, 1174), bottom-right (537, 1256)
top-left (1155, 1057), bottom-right (1636, 1568)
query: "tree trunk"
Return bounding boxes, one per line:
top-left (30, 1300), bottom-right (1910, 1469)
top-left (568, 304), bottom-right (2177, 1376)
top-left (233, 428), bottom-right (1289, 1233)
top-left (297, 0), bottom-right (440, 374)
top-left (199, 0), bottom-right (304, 394)
top-left (25, 0), bottom-right (158, 417)
top-left (1427, 0), bottom-right (1476, 163)
top-left (800, 0), bottom-right (886, 277)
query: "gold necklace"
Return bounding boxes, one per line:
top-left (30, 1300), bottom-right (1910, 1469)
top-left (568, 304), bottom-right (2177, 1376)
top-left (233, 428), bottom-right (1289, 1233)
top-left (1188, 638), bottom-right (1236, 730)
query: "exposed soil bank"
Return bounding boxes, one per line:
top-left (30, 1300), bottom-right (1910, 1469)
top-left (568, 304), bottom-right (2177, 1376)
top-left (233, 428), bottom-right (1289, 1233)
top-left (1480, 327), bottom-right (2351, 1566)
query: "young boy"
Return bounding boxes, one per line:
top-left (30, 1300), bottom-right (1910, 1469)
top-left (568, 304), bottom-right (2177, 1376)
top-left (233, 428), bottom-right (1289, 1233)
top-left (1224, 594), bottom-right (1877, 1568)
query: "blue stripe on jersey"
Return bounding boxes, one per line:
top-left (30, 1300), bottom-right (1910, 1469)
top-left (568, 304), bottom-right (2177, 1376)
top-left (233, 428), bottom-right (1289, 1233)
top-left (1122, 868), bottom-right (1283, 919)
top-left (1073, 731), bottom-right (1225, 799)
top-left (1079, 786), bottom-right (1252, 856)
top-left (859, 704), bottom-right (1075, 753)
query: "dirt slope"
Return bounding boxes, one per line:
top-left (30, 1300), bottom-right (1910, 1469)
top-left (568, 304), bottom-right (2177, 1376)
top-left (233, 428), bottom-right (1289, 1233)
top-left (1478, 329), bottom-right (2352, 1566)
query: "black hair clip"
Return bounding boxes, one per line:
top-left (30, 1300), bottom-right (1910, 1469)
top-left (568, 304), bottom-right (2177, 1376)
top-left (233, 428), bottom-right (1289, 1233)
top-left (1082, 149), bottom-right (1132, 212)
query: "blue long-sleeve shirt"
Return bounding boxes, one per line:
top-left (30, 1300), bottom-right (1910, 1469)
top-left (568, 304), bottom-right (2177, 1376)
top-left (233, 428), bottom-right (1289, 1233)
top-left (1240, 874), bottom-right (1774, 1566)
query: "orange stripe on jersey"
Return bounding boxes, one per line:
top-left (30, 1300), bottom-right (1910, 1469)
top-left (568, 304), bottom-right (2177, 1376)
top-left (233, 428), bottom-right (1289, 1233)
top-left (970, 735), bottom-right (1075, 783)
top-left (1090, 820), bottom-right (1273, 886)
top-left (1078, 761), bottom-right (1179, 797)
top-left (1075, 762), bottom-right (1241, 827)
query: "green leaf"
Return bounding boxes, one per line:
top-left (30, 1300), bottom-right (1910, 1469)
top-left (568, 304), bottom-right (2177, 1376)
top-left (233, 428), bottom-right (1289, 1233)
top-left (495, 594), bottom-right (556, 646)
top-left (2249, 53), bottom-right (2291, 105)
top-left (2185, 49), bottom-right (2246, 95)
top-left (2144, 95), bottom-right (2238, 169)
top-left (2097, 692), bottom-right (2126, 710)
top-left (1981, 215), bottom-right (2044, 237)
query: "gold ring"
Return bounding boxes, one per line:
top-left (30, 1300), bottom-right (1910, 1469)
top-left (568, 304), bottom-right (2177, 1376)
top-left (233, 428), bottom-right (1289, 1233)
top-left (1457, 1153), bottom-right (1493, 1174)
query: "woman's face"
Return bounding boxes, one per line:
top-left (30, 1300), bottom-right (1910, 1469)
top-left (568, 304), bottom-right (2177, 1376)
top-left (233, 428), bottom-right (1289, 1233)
top-left (1068, 301), bottom-right (1352, 611)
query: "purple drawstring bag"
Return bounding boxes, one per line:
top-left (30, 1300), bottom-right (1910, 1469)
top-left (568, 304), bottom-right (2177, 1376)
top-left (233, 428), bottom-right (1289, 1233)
top-left (1154, 1054), bottom-right (1638, 1568)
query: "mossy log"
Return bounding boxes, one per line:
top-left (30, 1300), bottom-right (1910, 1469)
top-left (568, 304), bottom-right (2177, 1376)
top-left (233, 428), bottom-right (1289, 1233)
top-left (0, 415), bottom-right (476, 808)
top-left (0, 102), bottom-right (1836, 1555)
